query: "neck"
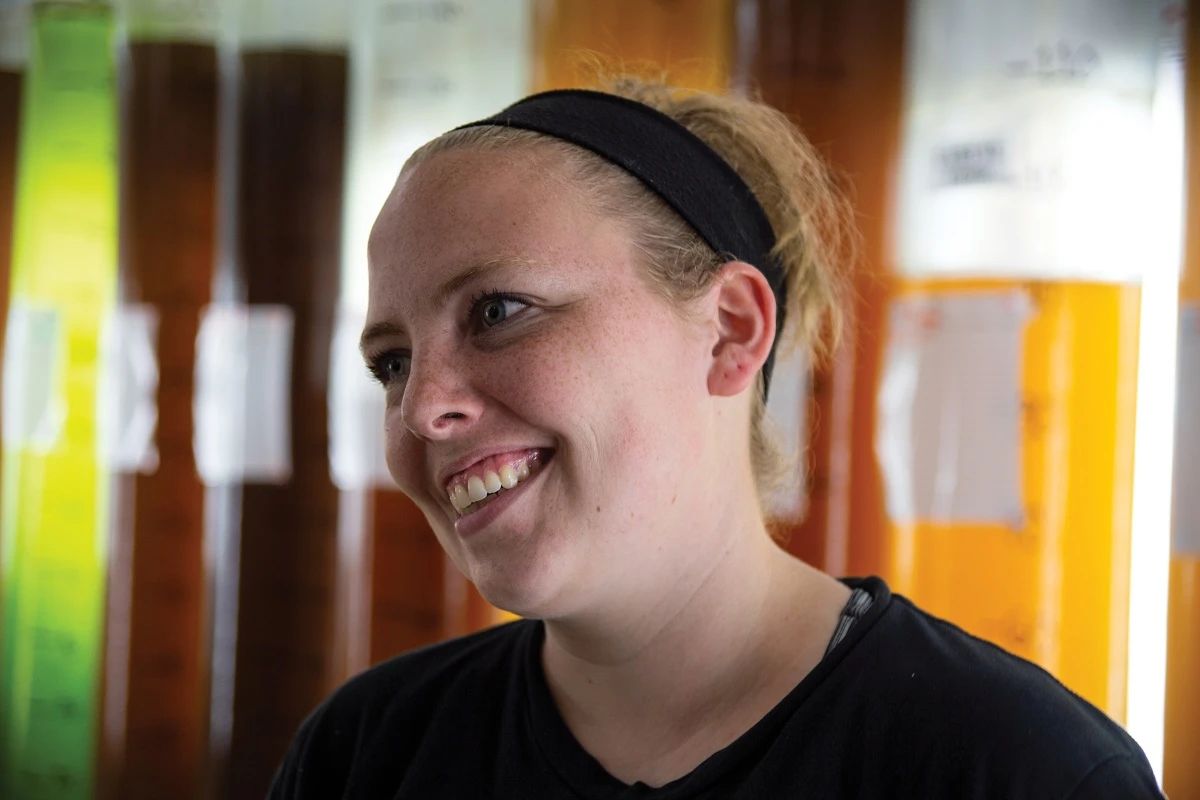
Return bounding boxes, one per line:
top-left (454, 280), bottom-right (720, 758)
top-left (539, 494), bottom-right (848, 785)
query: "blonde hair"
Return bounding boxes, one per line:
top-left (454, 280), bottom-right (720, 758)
top-left (405, 77), bottom-right (855, 503)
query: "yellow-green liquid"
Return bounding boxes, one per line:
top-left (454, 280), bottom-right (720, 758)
top-left (0, 4), bottom-right (117, 798)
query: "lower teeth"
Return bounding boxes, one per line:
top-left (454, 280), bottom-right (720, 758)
top-left (462, 483), bottom-right (516, 514)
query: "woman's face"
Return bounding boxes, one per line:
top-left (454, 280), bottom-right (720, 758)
top-left (363, 146), bottom-right (724, 618)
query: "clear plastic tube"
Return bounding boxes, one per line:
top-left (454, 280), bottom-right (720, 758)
top-left (332, 0), bottom-right (531, 676)
top-left (98, 1), bottom-right (219, 796)
top-left (1164, 0), bottom-right (1200, 790)
top-left (202, 4), bottom-right (350, 798)
top-left (0, 3), bottom-right (117, 798)
top-left (843, 0), bottom-right (1172, 724)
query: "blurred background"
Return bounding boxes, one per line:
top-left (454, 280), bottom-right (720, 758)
top-left (0, 0), bottom-right (1194, 798)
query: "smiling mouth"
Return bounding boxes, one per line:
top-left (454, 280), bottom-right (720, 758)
top-left (445, 449), bottom-right (550, 517)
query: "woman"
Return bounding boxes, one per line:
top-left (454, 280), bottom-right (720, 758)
top-left (270, 81), bottom-right (1160, 798)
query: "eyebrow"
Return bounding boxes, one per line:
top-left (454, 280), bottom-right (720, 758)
top-left (359, 258), bottom-right (532, 353)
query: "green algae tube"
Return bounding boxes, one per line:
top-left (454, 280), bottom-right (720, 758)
top-left (0, 2), bottom-right (116, 798)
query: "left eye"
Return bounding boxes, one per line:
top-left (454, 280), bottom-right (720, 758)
top-left (476, 296), bottom-right (527, 328)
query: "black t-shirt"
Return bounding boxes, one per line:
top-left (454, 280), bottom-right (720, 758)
top-left (269, 578), bottom-right (1160, 798)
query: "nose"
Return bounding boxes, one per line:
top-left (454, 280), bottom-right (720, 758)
top-left (399, 350), bottom-right (483, 440)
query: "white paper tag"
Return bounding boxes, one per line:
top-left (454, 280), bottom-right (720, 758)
top-left (1173, 305), bottom-right (1200, 556)
top-left (896, 0), bottom-right (1165, 280)
top-left (876, 291), bottom-right (1031, 526)
top-left (328, 307), bottom-right (392, 491)
top-left (193, 304), bottom-right (293, 485)
top-left (2, 304), bottom-right (65, 452)
top-left (97, 304), bottom-right (160, 473)
top-left (763, 345), bottom-right (810, 520)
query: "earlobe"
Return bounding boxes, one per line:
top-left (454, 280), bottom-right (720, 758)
top-left (706, 261), bottom-right (777, 398)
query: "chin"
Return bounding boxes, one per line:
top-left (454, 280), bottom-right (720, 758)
top-left (468, 554), bottom-right (578, 622)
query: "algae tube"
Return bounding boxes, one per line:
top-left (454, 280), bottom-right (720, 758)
top-left (1164, 0), bottom-right (1200, 793)
top-left (332, 0), bottom-right (530, 675)
top-left (732, 0), bottom-right (906, 574)
top-left (530, 0), bottom-right (733, 92)
top-left (0, 2), bottom-right (117, 798)
top-left (98, 1), bottom-right (219, 797)
top-left (200, 3), bottom-right (348, 797)
top-left (876, 0), bottom-right (1172, 719)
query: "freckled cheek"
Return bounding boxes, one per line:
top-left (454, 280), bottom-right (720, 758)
top-left (484, 319), bottom-right (650, 473)
top-left (383, 409), bottom-right (426, 499)
top-left (486, 354), bottom-right (586, 418)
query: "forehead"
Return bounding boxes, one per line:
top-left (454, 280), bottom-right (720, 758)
top-left (367, 146), bottom-right (602, 298)
top-left (367, 146), bottom-right (588, 266)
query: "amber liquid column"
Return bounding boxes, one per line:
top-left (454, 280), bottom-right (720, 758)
top-left (531, 0), bottom-right (732, 91)
top-left (872, 0), bottom-right (1161, 716)
top-left (732, 0), bottom-right (905, 574)
top-left (100, 35), bottom-right (218, 799)
top-left (216, 50), bottom-right (347, 799)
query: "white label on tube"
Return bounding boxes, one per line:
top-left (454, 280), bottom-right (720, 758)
top-left (896, 0), bottom-right (1163, 280)
top-left (193, 304), bottom-right (293, 485)
top-left (97, 305), bottom-right (160, 473)
top-left (328, 307), bottom-right (392, 491)
top-left (876, 291), bottom-right (1030, 526)
top-left (1173, 305), bottom-right (1200, 556)
top-left (763, 344), bottom-right (810, 520)
top-left (2, 304), bottom-right (64, 452)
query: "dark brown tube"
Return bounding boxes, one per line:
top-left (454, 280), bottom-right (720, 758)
top-left (361, 490), bottom-right (444, 664)
top-left (338, 469), bottom-right (498, 677)
top-left (101, 40), bottom-right (219, 800)
top-left (732, 0), bottom-right (907, 576)
top-left (210, 48), bottom-right (347, 800)
top-left (0, 66), bottom-right (21, 453)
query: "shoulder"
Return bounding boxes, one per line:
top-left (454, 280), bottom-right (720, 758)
top-left (872, 592), bottom-right (1125, 749)
top-left (268, 619), bottom-right (536, 799)
top-left (836, 581), bottom-right (1159, 798)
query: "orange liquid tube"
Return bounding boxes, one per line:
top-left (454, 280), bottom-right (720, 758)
top-left (1164, 0), bottom-right (1199, 792)
top-left (1166, 313), bottom-right (1199, 796)
top-left (880, 278), bottom-right (1140, 717)
top-left (731, 0), bottom-right (906, 576)
top-left (530, 0), bottom-right (732, 91)
top-left (98, 3), bottom-right (219, 798)
top-left (870, 0), bottom-right (1171, 719)
top-left (200, 5), bottom-right (349, 797)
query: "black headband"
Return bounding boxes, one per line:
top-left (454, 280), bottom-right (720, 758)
top-left (455, 89), bottom-right (787, 400)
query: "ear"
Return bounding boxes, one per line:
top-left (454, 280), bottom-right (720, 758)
top-left (706, 261), bottom-right (777, 398)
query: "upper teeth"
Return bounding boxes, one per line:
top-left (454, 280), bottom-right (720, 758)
top-left (448, 460), bottom-right (533, 514)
